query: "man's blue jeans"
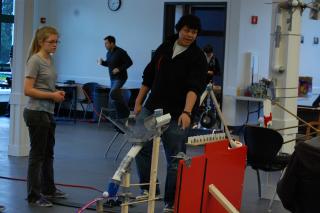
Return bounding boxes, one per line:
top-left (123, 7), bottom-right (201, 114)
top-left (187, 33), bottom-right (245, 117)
top-left (110, 79), bottom-right (130, 119)
top-left (135, 108), bottom-right (190, 206)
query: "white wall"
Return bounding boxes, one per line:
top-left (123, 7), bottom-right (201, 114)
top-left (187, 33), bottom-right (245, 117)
top-left (34, 0), bottom-right (161, 87)
top-left (237, 0), bottom-right (272, 91)
top-left (224, 0), bottom-right (273, 125)
top-left (32, 0), bottom-right (245, 86)
top-left (31, 0), bottom-right (320, 125)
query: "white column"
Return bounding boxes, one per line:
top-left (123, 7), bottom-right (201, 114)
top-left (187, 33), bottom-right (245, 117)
top-left (8, 0), bottom-right (35, 156)
top-left (260, 0), bottom-right (302, 200)
top-left (268, 0), bottom-right (301, 153)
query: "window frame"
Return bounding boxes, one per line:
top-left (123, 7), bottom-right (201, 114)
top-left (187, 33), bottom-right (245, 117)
top-left (0, 0), bottom-right (14, 72)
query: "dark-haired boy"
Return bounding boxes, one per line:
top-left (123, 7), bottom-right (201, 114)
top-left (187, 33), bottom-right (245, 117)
top-left (134, 14), bottom-right (207, 212)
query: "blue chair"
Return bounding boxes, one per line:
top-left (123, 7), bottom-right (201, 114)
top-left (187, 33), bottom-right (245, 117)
top-left (78, 82), bottom-right (99, 119)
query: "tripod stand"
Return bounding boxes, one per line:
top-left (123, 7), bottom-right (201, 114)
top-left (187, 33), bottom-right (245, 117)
top-left (199, 84), bottom-right (221, 128)
top-left (199, 83), bottom-right (240, 148)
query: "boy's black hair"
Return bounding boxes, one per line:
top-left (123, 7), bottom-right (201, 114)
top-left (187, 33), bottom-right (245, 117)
top-left (104, 35), bottom-right (116, 44)
top-left (203, 44), bottom-right (213, 53)
top-left (175, 14), bottom-right (201, 33)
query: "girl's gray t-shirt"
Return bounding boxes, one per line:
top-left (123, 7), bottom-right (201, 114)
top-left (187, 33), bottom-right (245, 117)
top-left (25, 54), bottom-right (57, 114)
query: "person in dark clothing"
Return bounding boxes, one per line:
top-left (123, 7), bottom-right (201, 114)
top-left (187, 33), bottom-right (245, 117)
top-left (134, 14), bottom-right (207, 212)
top-left (0, 204), bottom-right (4, 212)
top-left (7, 45), bottom-right (13, 87)
top-left (312, 94), bottom-right (320, 107)
top-left (98, 35), bottom-right (133, 119)
top-left (9, 45), bottom-right (13, 68)
top-left (277, 137), bottom-right (320, 213)
top-left (199, 44), bottom-right (222, 126)
top-left (203, 44), bottom-right (220, 84)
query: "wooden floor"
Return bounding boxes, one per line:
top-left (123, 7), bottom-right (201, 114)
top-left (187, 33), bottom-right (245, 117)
top-left (0, 117), bottom-right (289, 213)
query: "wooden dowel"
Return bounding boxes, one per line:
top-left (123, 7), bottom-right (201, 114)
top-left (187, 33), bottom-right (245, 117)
top-left (147, 133), bottom-right (161, 213)
top-left (209, 88), bottom-right (238, 148)
top-left (283, 131), bottom-right (320, 144)
top-left (273, 124), bottom-right (306, 131)
top-left (208, 184), bottom-right (239, 213)
top-left (121, 197), bottom-right (161, 206)
top-left (273, 101), bottom-right (320, 133)
top-left (120, 182), bottom-right (159, 187)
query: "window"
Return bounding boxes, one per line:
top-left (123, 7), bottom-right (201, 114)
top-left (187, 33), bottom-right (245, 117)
top-left (0, 0), bottom-right (14, 72)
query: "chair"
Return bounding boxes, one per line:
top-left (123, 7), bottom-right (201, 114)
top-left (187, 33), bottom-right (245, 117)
top-left (305, 121), bottom-right (320, 140)
top-left (98, 88), bottom-right (131, 126)
top-left (78, 82), bottom-right (99, 119)
top-left (100, 89), bottom-right (132, 160)
top-left (56, 86), bottom-right (76, 119)
top-left (104, 117), bottom-right (128, 161)
top-left (243, 125), bottom-right (290, 210)
top-left (297, 103), bottom-right (320, 139)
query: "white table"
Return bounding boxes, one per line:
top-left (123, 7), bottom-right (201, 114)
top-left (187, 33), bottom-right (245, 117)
top-left (234, 96), bottom-right (265, 124)
top-left (0, 88), bottom-right (11, 102)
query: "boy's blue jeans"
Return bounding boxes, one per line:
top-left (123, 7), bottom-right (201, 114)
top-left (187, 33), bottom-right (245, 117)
top-left (135, 108), bottom-right (190, 206)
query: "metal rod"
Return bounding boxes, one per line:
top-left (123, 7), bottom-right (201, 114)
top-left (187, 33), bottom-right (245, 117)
top-left (105, 132), bottom-right (120, 158)
top-left (115, 140), bottom-right (129, 162)
top-left (283, 131), bottom-right (320, 144)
